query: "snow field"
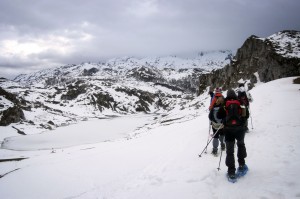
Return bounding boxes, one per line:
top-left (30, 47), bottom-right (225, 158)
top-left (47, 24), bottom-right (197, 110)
top-left (0, 77), bottom-right (299, 199)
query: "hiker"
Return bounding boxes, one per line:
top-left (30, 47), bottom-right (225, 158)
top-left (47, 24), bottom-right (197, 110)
top-left (217, 89), bottom-right (249, 182)
top-left (237, 83), bottom-right (253, 132)
top-left (209, 87), bottom-right (222, 111)
top-left (237, 83), bottom-right (253, 106)
top-left (208, 94), bottom-right (225, 156)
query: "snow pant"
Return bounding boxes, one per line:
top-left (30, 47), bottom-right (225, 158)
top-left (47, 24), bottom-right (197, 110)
top-left (245, 119), bottom-right (249, 130)
top-left (212, 127), bottom-right (225, 150)
top-left (224, 126), bottom-right (247, 175)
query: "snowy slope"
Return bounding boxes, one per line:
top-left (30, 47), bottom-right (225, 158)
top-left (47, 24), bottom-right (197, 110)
top-left (264, 30), bottom-right (300, 58)
top-left (0, 77), bottom-right (299, 199)
top-left (0, 75), bottom-right (205, 138)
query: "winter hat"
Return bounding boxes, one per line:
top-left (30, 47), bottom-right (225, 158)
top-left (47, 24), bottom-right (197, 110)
top-left (227, 89), bottom-right (237, 99)
top-left (215, 87), bottom-right (222, 94)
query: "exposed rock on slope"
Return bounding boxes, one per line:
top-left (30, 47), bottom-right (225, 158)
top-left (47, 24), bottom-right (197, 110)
top-left (199, 30), bottom-right (300, 93)
top-left (0, 106), bottom-right (25, 126)
top-left (0, 87), bottom-right (26, 126)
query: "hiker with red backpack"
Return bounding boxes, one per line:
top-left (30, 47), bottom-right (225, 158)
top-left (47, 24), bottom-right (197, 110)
top-left (208, 88), bottom-right (225, 156)
top-left (209, 87), bottom-right (223, 111)
top-left (217, 89), bottom-right (249, 183)
top-left (237, 83), bottom-right (253, 132)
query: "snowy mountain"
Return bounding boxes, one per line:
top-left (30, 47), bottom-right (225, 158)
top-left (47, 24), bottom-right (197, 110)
top-left (13, 50), bottom-right (232, 86)
top-left (0, 50), bottom-right (232, 134)
top-left (0, 77), bottom-right (299, 199)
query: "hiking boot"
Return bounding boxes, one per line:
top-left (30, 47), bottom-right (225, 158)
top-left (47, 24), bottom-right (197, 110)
top-left (212, 148), bottom-right (218, 156)
top-left (221, 144), bottom-right (226, 151)
top-left (236, 164), bottom-right (248, 177)
top-left (227, 173), bottom-right (237, 183)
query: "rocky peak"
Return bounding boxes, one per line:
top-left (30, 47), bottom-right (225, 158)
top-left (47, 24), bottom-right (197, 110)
top-left (198, 30), bottom-right (300, 94)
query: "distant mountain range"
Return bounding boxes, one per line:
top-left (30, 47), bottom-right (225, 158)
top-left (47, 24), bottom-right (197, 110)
top-left (13, 50), bottom-right (233, 87)
top-left (1, 50), bottom-right (234, 133)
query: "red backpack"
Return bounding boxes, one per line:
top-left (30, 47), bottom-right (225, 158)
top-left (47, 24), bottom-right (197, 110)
top-left (225, 99), bottom-right (243, 126)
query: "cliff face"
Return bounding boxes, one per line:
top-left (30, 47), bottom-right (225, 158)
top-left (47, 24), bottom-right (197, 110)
top-left (199, 30), bottom-right (300, 93)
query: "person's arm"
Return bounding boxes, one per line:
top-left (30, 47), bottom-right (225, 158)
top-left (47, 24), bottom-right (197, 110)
top-left (208, 109), bottom-right (214, 122)
top-left (217, 105), bottom-right (226, 119)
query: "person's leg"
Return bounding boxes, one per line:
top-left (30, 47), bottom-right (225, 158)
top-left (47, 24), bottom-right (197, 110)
top-left (212, 138), bottom-right (219, 153)
top-left (236, 130), bottom-right (248, 176)
top-left (225, 141), bottom-right (235, 174)
top-left (212, 128), bottom-right (219, 154)
top-left (236, 131), bottom-right (247, 166)
top-left (219, 129), bottom-right (225, 150)
top-left (245, 119), bottom-right (249, 133)
top-left (225, 129), bottom-right (236, 175)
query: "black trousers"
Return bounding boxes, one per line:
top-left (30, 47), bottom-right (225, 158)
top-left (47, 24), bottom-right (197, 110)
top-left (224, 126), bottom-right (247, 175)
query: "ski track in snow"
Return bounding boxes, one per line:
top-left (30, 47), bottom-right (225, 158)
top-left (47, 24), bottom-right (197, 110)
top-left (0, 77), bottom-right (300, 199)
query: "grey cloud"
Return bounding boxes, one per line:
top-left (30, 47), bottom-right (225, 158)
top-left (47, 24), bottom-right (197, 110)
top-left (0, 0), bottom-right (300, 79)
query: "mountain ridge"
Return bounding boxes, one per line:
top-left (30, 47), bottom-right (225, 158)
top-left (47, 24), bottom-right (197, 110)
top-left (198, 30), bottom-right (300, 93)
top-left (13, 50), bottom-right (232, 86)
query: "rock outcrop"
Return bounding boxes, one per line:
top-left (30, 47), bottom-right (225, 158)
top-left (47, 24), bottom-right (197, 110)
top-left (0, 106), bottom-right (25, 126)
top-left (0, 87), bottom-right (26, 126)
top-left (199, 30), bottom-right (300, 94)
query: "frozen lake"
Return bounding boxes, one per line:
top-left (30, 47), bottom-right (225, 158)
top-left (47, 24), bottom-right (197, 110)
top-left (1, 114), bottom-right (155, 151)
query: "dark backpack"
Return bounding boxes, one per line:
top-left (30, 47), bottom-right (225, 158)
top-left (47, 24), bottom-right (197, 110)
top-left (225, 99), bottom-right (243, 127)
top-left (238, 92), bottom-right (249, 106)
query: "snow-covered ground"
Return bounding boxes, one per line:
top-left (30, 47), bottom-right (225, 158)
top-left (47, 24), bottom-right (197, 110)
top-left (0, 77), bottom-right (300, 199)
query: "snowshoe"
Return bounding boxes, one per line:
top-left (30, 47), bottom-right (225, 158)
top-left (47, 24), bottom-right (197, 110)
top-left (211, 148), bottom-right (218, 156)
top-left (236, 164), bottom-right (248, 177)
top-left (227, 173), bottom-right (237, 183)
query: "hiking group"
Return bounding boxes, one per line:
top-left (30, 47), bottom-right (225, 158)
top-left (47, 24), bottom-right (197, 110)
top-left (207, 83), bottom-right (253, 183)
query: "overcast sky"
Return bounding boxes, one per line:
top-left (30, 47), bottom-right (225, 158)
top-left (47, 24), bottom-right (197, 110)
top-left (0, 0), bottom-right (299, 79)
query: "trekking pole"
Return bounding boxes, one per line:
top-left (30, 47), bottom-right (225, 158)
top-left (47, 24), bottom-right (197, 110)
top-left (199, 124), bottom-right (223, 157)
top-left (205, 121), bottom-right (212, 154)
top-left (217, 146), bottom-right (223, 171)
top-left (249, 107), bottom-right (254, 129)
